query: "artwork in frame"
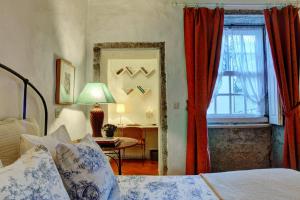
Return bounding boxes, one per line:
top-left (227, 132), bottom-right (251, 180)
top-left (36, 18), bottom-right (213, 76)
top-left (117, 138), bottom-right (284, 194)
top-left (55, 58), bottom-right (75, 105)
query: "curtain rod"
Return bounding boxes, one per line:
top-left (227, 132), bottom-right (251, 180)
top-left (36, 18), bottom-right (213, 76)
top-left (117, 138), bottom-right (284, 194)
top-left (172, 1), bottom-right (299, 8)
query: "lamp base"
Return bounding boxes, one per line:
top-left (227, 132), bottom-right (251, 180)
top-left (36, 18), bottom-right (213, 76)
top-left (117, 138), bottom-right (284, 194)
top-left (90, 105), bottom-right (104, 137)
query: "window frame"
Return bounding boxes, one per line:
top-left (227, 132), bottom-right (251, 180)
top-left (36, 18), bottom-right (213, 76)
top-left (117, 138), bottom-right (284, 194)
top-left (207, 24), bottom-right (269, 124)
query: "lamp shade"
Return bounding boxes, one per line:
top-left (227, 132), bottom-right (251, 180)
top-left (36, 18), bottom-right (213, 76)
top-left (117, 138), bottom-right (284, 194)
top-left (76, 83), bottom-right (116, 105)
top-left (116, 104), bottom-right (125, 113)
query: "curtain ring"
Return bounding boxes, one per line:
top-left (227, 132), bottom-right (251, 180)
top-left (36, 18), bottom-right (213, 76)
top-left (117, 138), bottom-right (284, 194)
top-left (266, 0), bottom-right (271, 9)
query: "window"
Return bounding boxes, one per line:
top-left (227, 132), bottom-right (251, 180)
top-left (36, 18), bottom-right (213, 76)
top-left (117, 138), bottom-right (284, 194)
top-left (207, 26), bottom-right (267, 121)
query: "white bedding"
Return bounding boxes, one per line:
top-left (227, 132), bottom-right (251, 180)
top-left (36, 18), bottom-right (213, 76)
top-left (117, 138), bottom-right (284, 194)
top-left (202, 168), bottom-right (300, 200)
top-left (118, 175), bottom-right (219, 200)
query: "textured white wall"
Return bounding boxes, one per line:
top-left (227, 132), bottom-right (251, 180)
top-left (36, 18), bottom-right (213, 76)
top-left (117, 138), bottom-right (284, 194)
top-left (0, 0), bottom-right (88, 140)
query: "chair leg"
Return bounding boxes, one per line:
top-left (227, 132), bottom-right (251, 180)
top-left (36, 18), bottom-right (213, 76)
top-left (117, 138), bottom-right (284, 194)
top-left (143, 144), bottom-right (146, 164)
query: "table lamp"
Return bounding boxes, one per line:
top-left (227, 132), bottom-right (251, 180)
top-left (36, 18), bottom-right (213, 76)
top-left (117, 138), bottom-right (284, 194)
top-left (116, 103), bottom-right (125, 125)
top-left (77, 83), bottom-right (116, 137)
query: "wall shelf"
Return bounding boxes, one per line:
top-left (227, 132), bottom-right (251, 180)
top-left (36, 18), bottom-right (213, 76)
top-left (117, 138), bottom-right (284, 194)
top-left (115, 67), bottom-right (155, 78)
top-left (122, 86), bottom-right (151, 96)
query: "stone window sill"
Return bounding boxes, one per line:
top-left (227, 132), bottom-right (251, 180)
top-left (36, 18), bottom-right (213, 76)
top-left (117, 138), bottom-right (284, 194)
top-left (208, 124), bottom-right (271, 129)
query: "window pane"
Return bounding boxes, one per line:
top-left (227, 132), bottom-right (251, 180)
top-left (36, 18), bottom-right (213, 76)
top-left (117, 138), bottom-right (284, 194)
top-left (243, 35), bottom-right (255, 53)
top-left (232, 95), bottom-right (245, 114)
top-left (246, 54), bottom-right (257, 72)
top-left (246, 98), bottom-right (263, 115)
top-left (216, 95), bottom-right (230, 114)
top-left (207, 98), bottom-right (215, 114)
top-left (231, 76), bottom-right (243, 94)
top-left (218, 76), bottom-right (230, 94)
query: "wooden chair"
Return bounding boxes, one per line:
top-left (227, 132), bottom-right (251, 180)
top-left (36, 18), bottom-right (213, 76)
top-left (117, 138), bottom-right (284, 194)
top-left (121, 127), bottom-right (145, 161)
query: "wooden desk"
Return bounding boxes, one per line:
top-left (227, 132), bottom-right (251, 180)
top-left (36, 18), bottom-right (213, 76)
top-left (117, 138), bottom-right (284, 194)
top-left (117, 125), bottom-right (159, 129)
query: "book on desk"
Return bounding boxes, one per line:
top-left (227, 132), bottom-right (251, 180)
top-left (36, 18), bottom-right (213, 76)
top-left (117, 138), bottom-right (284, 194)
top-left (94, 137), bottom-right (120, 147)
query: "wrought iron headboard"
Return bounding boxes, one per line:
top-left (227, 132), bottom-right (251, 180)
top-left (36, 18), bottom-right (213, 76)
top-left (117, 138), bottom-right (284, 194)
top-left (0, 63), bottom-right (48, 136)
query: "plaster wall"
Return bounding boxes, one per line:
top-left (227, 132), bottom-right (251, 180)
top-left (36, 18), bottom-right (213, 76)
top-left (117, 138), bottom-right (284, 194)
top-left (0, 0), bottom-right (88, 140)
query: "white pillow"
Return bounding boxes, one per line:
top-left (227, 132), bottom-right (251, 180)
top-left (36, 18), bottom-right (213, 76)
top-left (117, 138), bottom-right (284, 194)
top-left (56, 134), bottom-right (120, 200)
top-left (50, 125), bottom-right (72, 142)
top-left (0, 145), bottom-right (70, 200)
top-left (0, 118), bottom-right (39, 166)
top-left (20, 125), bottom-right (71, 159)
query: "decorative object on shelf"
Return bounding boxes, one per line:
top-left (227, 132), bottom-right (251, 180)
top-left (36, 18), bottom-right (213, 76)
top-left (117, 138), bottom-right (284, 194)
top-left (141, 67), bottom-right (148, 74)
top-left (123, 88), bottom-right (134, 95)
top-left (116, 104), bottom-right (126, 125)
top-left (137, 85), bottom-right (150, 95)
top-left (116, 68), bottom-right (124, 75)
top-left (55, 58), bottom-right (75, 105)
top-left (102, 124), bottom-right (118, 137)
top-left (146, 107), bottom-right (154, 119)
top-left (77, 83), bottom-right (116, 137)
top-left (125, 66), bottom-right (133, 75)
top-left (140, 67), bottom-right (155, 77)
top-left (137, 85), bottom-right (145, 93)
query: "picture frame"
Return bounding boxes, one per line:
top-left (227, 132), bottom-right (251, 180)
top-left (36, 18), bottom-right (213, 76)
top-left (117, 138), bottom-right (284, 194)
top-left (55, 58), bottom-right (75, 105)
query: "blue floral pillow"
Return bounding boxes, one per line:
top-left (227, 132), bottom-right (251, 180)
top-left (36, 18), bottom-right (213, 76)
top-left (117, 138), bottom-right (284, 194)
top-left (0, 145), bottom-right (70, 200)
top-left (56, 134), bottom-right (120, 200)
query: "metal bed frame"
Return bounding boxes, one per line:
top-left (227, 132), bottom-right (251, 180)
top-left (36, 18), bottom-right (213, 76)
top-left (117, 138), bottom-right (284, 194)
top-left (0, 63), bottom-right (48, 136)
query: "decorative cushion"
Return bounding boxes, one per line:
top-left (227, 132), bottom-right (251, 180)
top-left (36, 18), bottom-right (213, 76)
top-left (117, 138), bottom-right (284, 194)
top-left (56, 134), bottom-right (120, 200)
top-left (50, 125), bottom-right (72, 142)
top-left (0, 145), bottom-right (70, 200)
top-left (0, 118), bottom-right (39, 166)
top-left (20, 125), bottom-right (71, 159)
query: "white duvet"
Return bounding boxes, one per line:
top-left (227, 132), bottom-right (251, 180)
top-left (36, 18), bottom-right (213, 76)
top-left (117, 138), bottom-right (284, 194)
top-left (202, 168), bottom-right (300, 200)
top-left (118, 175), bottom-right (219, 200)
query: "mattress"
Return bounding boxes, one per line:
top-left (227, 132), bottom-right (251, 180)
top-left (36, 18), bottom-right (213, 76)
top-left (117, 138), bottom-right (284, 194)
top-left (201, 168), bottom-right (300, 200)
top-left (118, 175), bottom-right (219, 200)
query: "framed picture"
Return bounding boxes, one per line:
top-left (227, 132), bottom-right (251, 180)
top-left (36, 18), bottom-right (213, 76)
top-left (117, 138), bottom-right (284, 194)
top-left (55, 58), bottom-right (75, 105)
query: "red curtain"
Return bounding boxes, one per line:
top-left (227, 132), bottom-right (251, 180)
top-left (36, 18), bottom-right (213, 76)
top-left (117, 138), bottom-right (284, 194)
top-left (184, 7), bottom-right (224, 174)
top-left (264, 6), bottom-right (300, 169)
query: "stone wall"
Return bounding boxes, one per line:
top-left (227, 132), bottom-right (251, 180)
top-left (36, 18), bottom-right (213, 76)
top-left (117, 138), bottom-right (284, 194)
top-left (208, 126), bottom-right (272, 172)
top-left (271, 125), bottom-right (284, 168)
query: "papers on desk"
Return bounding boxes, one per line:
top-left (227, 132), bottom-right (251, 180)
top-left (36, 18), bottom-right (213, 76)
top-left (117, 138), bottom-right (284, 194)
top-left (94, 137), bottom-right (120, 147)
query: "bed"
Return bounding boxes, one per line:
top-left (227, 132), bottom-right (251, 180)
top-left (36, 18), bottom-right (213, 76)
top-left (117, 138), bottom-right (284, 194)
top-left (1, 63), bottom-right (300, 200)
top-left (116, 168), bottom-right (300, 200)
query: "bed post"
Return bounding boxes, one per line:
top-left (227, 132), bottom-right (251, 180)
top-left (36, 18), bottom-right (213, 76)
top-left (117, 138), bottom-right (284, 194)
top-left (0, 63), bottom-right (48, 136)
top-left (22, 79), bottom-right (28, 120)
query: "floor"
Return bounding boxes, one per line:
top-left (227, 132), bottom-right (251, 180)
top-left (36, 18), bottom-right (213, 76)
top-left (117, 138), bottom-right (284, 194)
top-left (110, 159), bottom-right (158, 175)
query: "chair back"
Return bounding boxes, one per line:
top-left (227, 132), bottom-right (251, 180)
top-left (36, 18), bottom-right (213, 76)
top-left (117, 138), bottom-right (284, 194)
top-left (122, 127), bottom-right (143, 140)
